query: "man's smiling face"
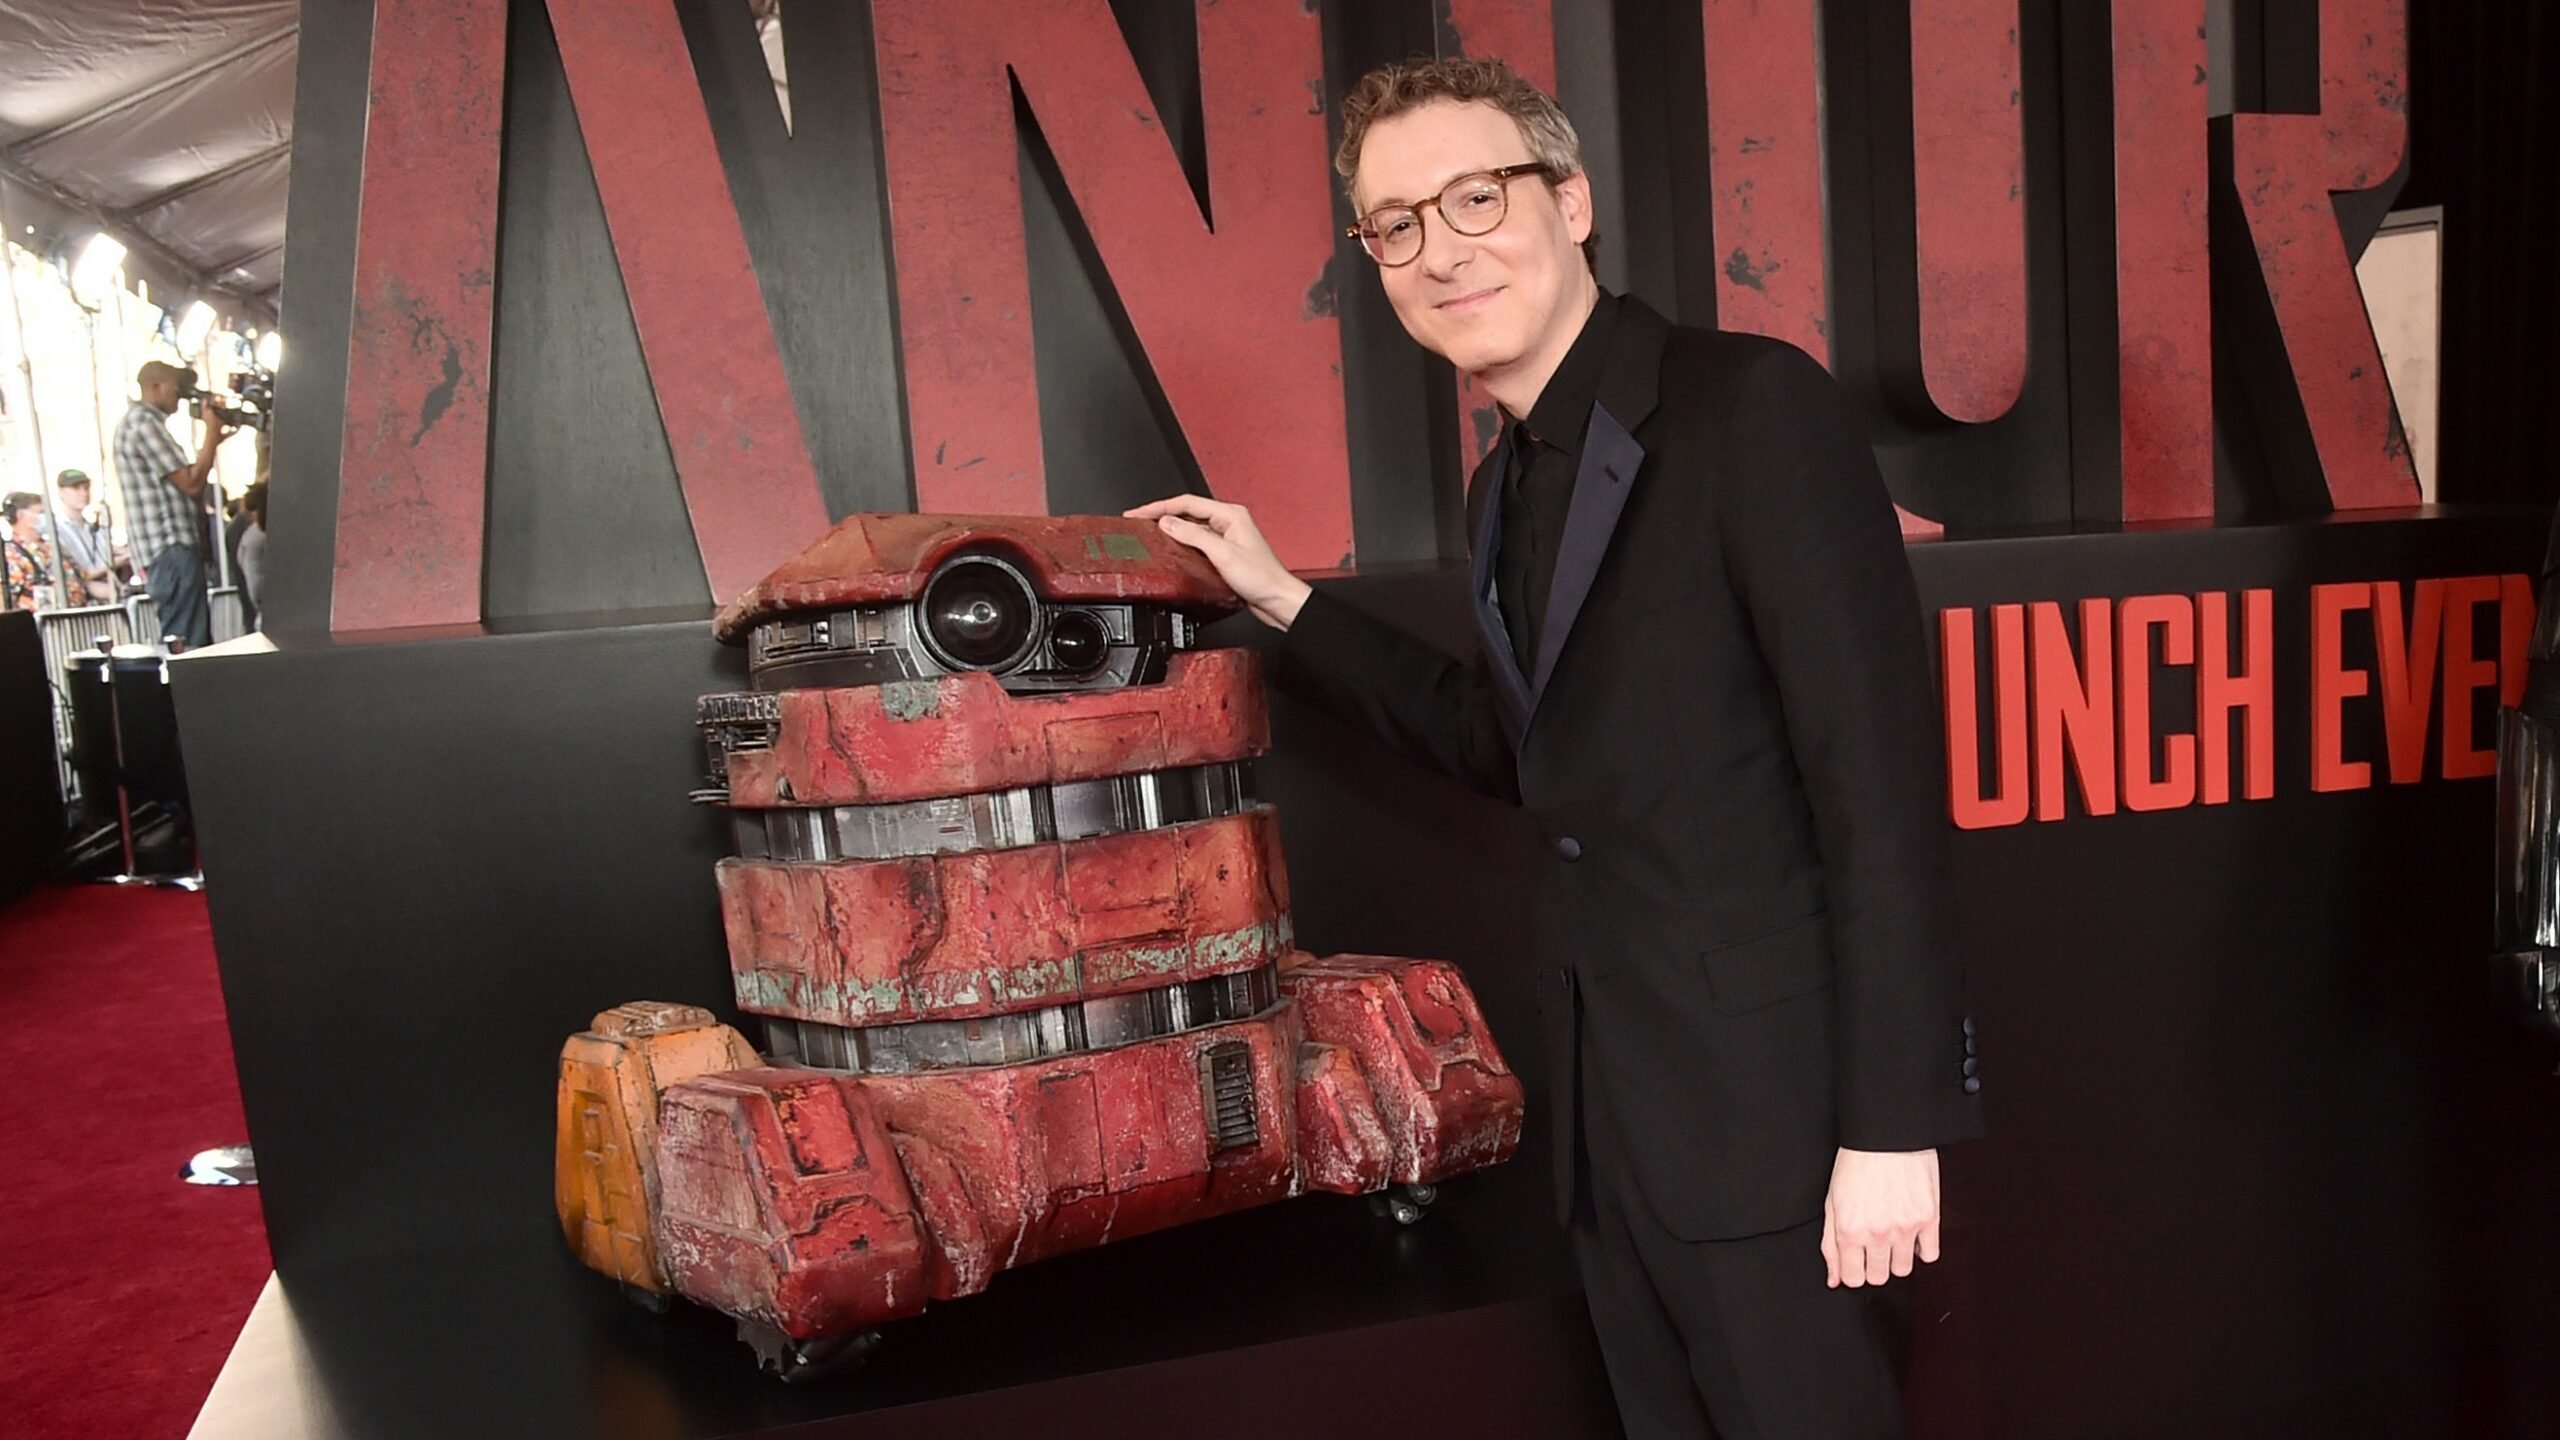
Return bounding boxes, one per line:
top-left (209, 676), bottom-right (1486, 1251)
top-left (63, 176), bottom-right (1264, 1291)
top-left (1351, 99), bottom-right (1593, 382)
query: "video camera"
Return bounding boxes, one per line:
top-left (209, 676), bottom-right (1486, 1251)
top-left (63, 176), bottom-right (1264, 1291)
top-left (177, 364), bottom-right (276, 433)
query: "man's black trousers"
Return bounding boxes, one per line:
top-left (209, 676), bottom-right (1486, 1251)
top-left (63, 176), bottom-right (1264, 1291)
top-left (1571, 1065), bottom-right (1910, 1439)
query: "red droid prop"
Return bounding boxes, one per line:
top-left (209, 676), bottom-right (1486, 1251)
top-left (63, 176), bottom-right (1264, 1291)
top-left (556, 514), bottom-right (1523, 1378)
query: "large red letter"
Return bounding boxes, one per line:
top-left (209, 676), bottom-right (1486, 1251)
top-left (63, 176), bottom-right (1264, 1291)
top-left (2119, 593), bottom-right (2197, 811)
top-left (1701, 0), bottom-right (1940, 539)
top-left (546, 0), bottom-right (833, 603)
top-left (2198, 588), bottom-right (2275, 803)
top-left (2441, 575), bottom-right (2503, 780)
top-left (2371, 578), bottom-right (2443, 784)
top-left (1909, 0), bottom-right (2026, 425)
top-left (2032, 598), bottom-right (2117, 820)
top-left (333, 0), bottom-right (506, 631)
top-left (2311, 582), bottom-right (2374, 792)
top-left (2111, 0), bottom-right (2213, 520)
top-left (1943, 605), bottom-right (2031, 830)
top-left (872, 0), bottom-right (1354, 569)
top-left (2228, 0), bottom-right (2419, 509)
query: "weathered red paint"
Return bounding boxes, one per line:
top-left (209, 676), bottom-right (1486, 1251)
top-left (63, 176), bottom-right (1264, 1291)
top-left (1294, 1041), bottom-right (1394, 1196)
top-left (573, 516), bottom-right (1522, 1356)
top-left (870, 0), bottom-right (1355, 569)
top-left (2112, 0), bottom-right (2213, 521)
top-left (331, 0), bottom-right (505, 632)
top-left (1699, 0), bottom-right (1940, 539)
top-left (2227, 0), bottom-right (2418, 510)
top-left (543, 0), bottom-right (833, 601)
top-left (861, 1012), bottom-right (1302, 1300)
top-left (654, 969), bottom-right (1522, 1337)
top-left (1700, 0), bottom-right (1828, 365)
top-left (659, 1016), bottom-right (1302, 1337)
top-left (1283, 953), bottom-right (1525, 1185)
top-left (1438, 0), bottom-right (1559, 484)
top-left (715, 513), bottom-right (1236, 641)
top-left (1909, 0), bottom-right (2026, 424)
top-left (717, 809), bottom-right (1292, 1026)
top-left (653, 1066), bottom-right (936, 1335)
top-left (722, 648), bottom-right (1268, 809)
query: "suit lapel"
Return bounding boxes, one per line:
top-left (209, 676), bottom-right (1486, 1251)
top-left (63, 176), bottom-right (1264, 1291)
top-left (1525, 300), bottom-right (1671, 721)
top-left (1528, 407), bottom-right (1643, 710)
top-left (1467, 438), bottom-right (1534, 734)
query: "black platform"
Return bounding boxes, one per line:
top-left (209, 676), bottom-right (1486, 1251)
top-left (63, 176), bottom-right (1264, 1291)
top-left (187, 1146), bottom-right (1626, 1440)
top-left (176, 519), bottom-right (2560, 1439)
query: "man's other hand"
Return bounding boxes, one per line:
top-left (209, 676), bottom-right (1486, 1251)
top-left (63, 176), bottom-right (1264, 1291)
top-left (1124, 495), bottom-right (1312, 631)
top-left (1820, 1147), bottom-right (1941, 1289)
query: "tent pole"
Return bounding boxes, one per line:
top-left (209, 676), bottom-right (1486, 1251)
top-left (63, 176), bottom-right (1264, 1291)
top-left (0, 182), bottom-right (70, 603)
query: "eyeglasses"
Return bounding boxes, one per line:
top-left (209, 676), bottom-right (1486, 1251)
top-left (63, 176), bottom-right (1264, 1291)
top-left (1346, 163), bottom-right (1555, 268)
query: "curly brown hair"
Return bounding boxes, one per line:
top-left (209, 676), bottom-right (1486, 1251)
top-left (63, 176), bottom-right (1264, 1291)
top-left (1335, 57), bottom-right (1592, 266)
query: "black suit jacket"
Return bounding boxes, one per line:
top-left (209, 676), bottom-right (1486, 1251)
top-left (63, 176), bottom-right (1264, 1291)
top-left (1276, 298), bottom-right (1983, 1241)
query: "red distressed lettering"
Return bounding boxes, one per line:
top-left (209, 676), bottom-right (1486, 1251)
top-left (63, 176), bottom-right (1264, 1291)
top-left (2032, 598), bottom-right (2116, 820)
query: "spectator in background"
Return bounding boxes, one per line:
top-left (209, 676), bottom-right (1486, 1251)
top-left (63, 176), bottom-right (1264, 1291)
top-left (3, 491), bottom-right (57, 612)
top-left (42, 469), bottom-right (116, 604)
top-left (114, 360), bottom-right (230, 649)
top-left (235, 479), bottom-right (267, 628)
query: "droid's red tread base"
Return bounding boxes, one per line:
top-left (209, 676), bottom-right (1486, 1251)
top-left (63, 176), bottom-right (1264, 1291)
top-left (654, 1014), bottom-right (1299, 1337)
top-left (654, 1066), bottom-right (935, 1335)
top-left (723, 648), bottom-right (1269, 808)
top-left (1283, 954), bottom-right (1526, 1187)
top-left (718, 809), bottom-right (1292, 1026)
top-left (714, 513), bottom-right (1237, 641)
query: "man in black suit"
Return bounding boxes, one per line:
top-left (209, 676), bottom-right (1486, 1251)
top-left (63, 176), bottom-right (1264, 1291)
top-left (1134, 57), bottom-right (1981, 1439)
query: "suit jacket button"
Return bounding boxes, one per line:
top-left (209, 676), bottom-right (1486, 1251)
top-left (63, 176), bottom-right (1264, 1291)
top-left (1554, 836), bottom-right (1583, 862)
top-left (1962, 1057), bottom-right (1980, 1078)
top-left (1962, 1016), bottom-right (1976, 1038)
top-left (1962, 1076), bottom-right (1982, 1095)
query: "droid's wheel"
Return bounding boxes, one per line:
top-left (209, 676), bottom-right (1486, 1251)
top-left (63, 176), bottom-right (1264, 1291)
top-left (1369, 1181), bottom-right (1437, 1227)
top-left (619, 1282), bottom-right (672, 1315)
top-left (738, 1317), bottom-right (883, 1385)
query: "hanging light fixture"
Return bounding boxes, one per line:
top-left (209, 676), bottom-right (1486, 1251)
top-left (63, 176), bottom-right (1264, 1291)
top-left (176, 301), bottom-right (218, 356)
top-left (67, 233), bottom-right (126, 311)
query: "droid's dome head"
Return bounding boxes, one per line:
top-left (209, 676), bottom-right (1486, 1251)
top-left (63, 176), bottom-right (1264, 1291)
top-left (713, 514), bottom-right (1239, 694)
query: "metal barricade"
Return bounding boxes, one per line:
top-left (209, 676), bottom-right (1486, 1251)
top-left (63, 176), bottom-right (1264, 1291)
top-left (126, 592), bottom-right (160, 645)
top-left (211, 585), bottom-right (250, 643)
top-left (33, 604), bottom-right (134, 803)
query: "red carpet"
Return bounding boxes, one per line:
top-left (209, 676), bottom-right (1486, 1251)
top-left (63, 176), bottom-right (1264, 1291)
top-left (0, 885), bottom-right (272, 1439)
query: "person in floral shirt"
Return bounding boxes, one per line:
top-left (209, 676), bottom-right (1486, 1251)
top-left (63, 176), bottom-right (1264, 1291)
top-left (4, 491), bottom-right (59, 612)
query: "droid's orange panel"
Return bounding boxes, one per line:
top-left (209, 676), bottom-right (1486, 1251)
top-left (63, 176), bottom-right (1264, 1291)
top-left (713, 513), bottom-right (1236, 641)
top-left (717, 808), bottom-right (1292, 1026)
top-left (720, 647), bottom-right (1267, 809)
top-left (555, 1002), bottom-right (761, 1291)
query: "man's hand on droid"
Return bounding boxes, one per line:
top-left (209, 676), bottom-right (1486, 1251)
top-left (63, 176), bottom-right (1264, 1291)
top-left (1820, 1147), bottom-right (1941, 1289)
top-left (1123, 495), bottom-right (1312, 632)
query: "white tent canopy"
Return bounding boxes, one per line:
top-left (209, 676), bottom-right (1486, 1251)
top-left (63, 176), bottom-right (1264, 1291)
top-left (0, 1), bottom-right (295, 324)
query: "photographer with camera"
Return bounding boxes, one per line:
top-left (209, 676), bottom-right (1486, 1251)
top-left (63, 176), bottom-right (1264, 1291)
top-left (115, 360), bottom-right (232, 649)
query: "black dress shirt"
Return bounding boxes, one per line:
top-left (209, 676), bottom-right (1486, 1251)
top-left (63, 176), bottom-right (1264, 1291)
top-left (1495, 290), bottom-right (1620, 677)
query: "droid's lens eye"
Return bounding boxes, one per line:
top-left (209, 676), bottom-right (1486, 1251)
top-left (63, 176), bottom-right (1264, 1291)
top-left (1048, 610), bottom-right (1108, 674)
top-left (920, 554), bottom-right (1038, 671)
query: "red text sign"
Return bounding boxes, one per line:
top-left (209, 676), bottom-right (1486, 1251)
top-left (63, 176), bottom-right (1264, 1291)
top-left (1942, 574), bottom-right (2529, 829)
